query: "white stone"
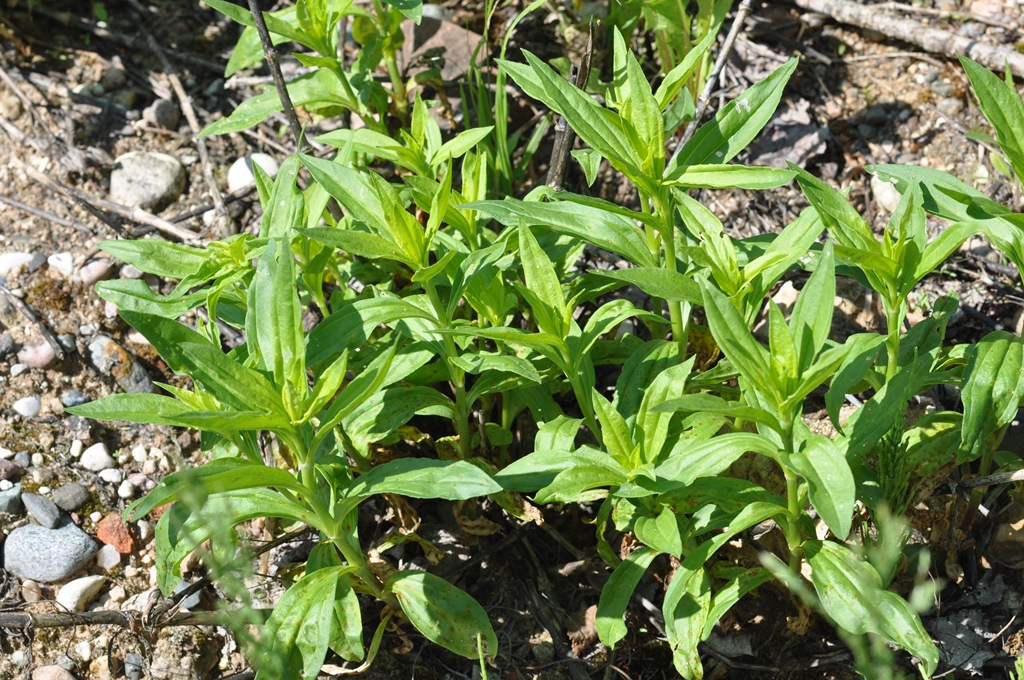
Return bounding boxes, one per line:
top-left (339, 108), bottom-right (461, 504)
top-left (117, 479), bottom-right (136, 499)
top-left (38, 485), bottom-right (50, 494)
top-left (98, 468), bottom-right (123, 484)
top-left (13, 395), bottom-right (40, 417)
top-left (0, 479), bottom-right (11, 491)
top-left (137, 520), bottom-right (154, 542)
top-left (870, 174), bottom-right (903, 213)
top-left (79, 259), bottom-right (113, 287)
top-left (131, 446), bottom-right (147, 462)
top-left (0, 446), bottom-right (13, 459)
top-left (80, 443), bottom-right (115, 471)
top-left (47, 252), bottom-right (74, 277)
top-left (90, 511), bottom-right (103, 523)
top-left (10, 363), bottom-right (28, 376)
top-left (0, 252), bottom-right (36, 278)
top-left (142, 459), bottom-right (156, 475)
top-left (69, 440), bottom-right (83, 458)
top-left (75, 639), bottom-right (93, 662)
top-left (31, 452), bottom-right (43, 466)
top-left (228, 153), bottom-right (279, 193)
top-left (56, 575), bottom-right (106, 612)
top-left (96, 544), bottom-right (121, 571)
top-left (120, 264), bottom-right (144, 279)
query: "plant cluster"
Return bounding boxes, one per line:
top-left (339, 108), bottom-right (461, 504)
top-left (70, 0), bottom-right (1024, 677)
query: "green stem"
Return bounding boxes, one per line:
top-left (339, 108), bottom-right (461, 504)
top-left (883, 296), bottom-right (903, 382)
top-left (780, 420), bottom-right (804, 572)
top-left (371, 0), bottom-right (408, 120)
top-left (424, 279), bottom-right (472, 459)
top-left (654, 192), bottom-right (688, 352)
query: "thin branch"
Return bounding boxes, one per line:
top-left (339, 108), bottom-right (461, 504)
top-left (844, 50), bottom-right (945, 67)
top-left (246, 0), bottom-right (307, 152)
top-left (957, 469), bottom-right (1024, 490)
top-left (0, 193), bottom-right (92, 234)
top-left (125, 0), bottom-right (229, 229)
top-left (0, 282), bottom-right (65, 361)
top-left (0, 608), bottom-right (271, 630)
top-left (875, 1), bottom-right (1016, 31)
top-left (546, 20), bottom-right (594, 191)
top-left (666, 0), bottom-right (754, 174)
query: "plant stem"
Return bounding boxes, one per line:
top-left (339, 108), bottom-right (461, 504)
top-left (780, 421), bottom-right (804, 572)
top-left (654, 192), bottom-right (688, 351)
top-left (424, 279), bottom-right (472, 459)
top-left (372, 0), bottom-right (408, 120)
top-left (245, 0), bottom-right (307, 152)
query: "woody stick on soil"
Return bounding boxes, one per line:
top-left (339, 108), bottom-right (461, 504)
top-left (246, 0), bottom-right (307, 152)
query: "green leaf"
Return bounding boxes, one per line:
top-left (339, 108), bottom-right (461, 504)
top-left (201, 70), bottom-right (346, 137)
top-left (666, 164), bottom-right (796, 189)
top-left (653, 393), bottom-right (782, 434)
top-left (381, 0), bottom-right (422, 22)
top-left (669, 58), bottom-right (798, 171)
top-left (593, 389), bottom-right (635, 467)
top-left (825, 334), bottom-right (886, 431)
top-left (790, 164), bottom-right (878, 254)
top-left (909, 221), bottom-right (979, 289)
top-left (571, 148), bottom-right (602, 186)
top-left (788, 435), bottom-right (855, 539)
top-left (385, 571), bottom-right (497, 658)
top-left (590, 267), bottom-right (702, 304)
top-left (702, 567), bottom-right (773, 638)
top-left (518, 224), bottom-right (568, 338)
top-left (99, 239), bottom-right (209, 279)
top-left (790, 240), bottom-right (835, 372)
top-left (302, 227), bottom-right (410, 264)
top-left (307, 297), bottom-right (436, 365)
top-left (654, 25), bottom-right (719, 110)
top-left (596, 546), bottom-right (661, 648)
top-left (468, 198), bottom-right (655, 268)
top-left (345, 459), bottom-right (501, 500)
top-left (536, 463), bottom-right (629, 503)
top-left (635, 509), bottom-right (684, 557)
top-left (342, 387), bottom-right (454, 455)
top-left (257, 566), bottom-right (355, 680)
top-left (635, 357), bottom-right (696, 463)
top-left (805, 541), bottom-right (938, 676)
top-left (960, 56), bottom-right (1024, 181)
top-left (498, 53), bottom-right (642, 177)
top-left (960, 330), bottom-right (1024, 460)
top-left (699, 279), bottom-right (772, 394)
top-left (663, 564), bottom-right (711, 679)
top-left (580, 299), bottom-right (665, 358)
top-left (251, 235), bottom-right (305, 400)
top-left (95, 279), bottom-right (205, 318)
top-left (615, 340), bottom-right (681, 420)
top-left (178, 341), bottom-right (287, 416)
top-left (655, 433), bottom-right (780, 485)
top-left (432, 126), bottom-right (495, 167)
top-left (495, 447), bottom-right (616, 493)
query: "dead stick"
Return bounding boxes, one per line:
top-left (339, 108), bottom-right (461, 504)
top-left (169, 183), bottom-right (256, 224)
top-left (0, 283), bottom-right (65, 361)
top-left (246, 0), bottom-right (307, 152)
top-left (126, 0), bottom-right (229, 227)
top-left (787, 0), bottom-right (1024, 77)
top-left (0, 193), bottom-right (92, 234)
top-left (875, 2), bottom-right (1016, 31)
top-left (958, 469), bottom-right (1024, 490)
top-left (667, 0), bottom-right (754, 173)
top-left (546, 20), bottom-right (594, 191)
top-left (0, 608), bottom-right (271, 630)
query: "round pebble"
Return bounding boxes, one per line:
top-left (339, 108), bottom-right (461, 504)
top-left (10, 363), bottom-right (29, 376)
top-left (51, 482), bottom-right (90, 512)
top-left (98, 468), bottom-right (123, 484)
top-left (228, 153), bottom-right (279, 192)
top-left (47, 252), bottom-right (74, 277)
top-left (17, 339), bottom-right (56, 369)
top-left (80, 443), bottom-right (115, 471)
top-left (96, 543), bottom-right (122, 571)
top-left (21, 580), bottom-right (43, 603)
top-left (56, 575), bottom-right (106, 612)
top-left (3, 521), bottom-right (98, 582)
top-left (13, 395), bottom-right (41, 418)
top-left (79, 259), bottom-right (113, 286)
top-left (117, 479), bottom-right (136, 499)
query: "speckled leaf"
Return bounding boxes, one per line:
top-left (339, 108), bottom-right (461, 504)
top-left (385, 570), bottom-right (497, 658)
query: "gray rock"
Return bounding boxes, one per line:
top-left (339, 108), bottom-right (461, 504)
top-left (14, 451), bottom-right (29, 467)
top-left (857, 123), bottom-right (876, 139)
top-left (100, 65), bottom-right (127, 91)
top-left (125, 653), bottom-right (144, 680)
top-left (0, 458), bottom-right (24, 481)
top-left (172, 579), bottom-right (203, 610)
top-left (937, 97), bottom-right (964, 118)
top-left (863, 104), bottom-right (888, 126)
top-left (0, 333), bottom-right (14, 358)
top-left (2, 520), bottom-right (98, 582)
top-left (61, 390), bottom-right (89, 407)
top-left (0, 482), bottom-right (22, 513)
top-left (143, 98), bottom-right (181, 130)
top-left (80, 443), bottom-right (115, 471)
top-left (931, 80), bottom-right (953, 97)
top-left (22, 492), bottom-right (61, 529)
top-left (88, 335), bottom-right (154, 393)
top-left (57, 334), bottom-right (76, 352)
top-left (10, 363), bottom-right (28, 377)
top-left (109, 152), bottom-right (185, 212)
top-left (51, 482), bottom-right (90, 511)
top-left (13, 395), bottom-right (41, 418)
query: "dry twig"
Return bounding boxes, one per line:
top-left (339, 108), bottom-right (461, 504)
top-left (546, 21), bottom-right (594, 191)
top-left (0, 282), bottom-right (65, 362)
top-left (787, 0), bottom-right (1024, 76)
top-left (246, 0), bottom-right (307, 152)
top-left (667, 0), bottom-right (754, 172)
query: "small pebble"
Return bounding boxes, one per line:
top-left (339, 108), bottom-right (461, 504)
top-left (32, 467), bottom-right (55, 484)
top-left (98, 468), bottom-right (123, 484)
top-left (108, 585), bottom-right (126, 603)
top-left (4, 521), bottom-right (97, 582)
top-left (13, 395), bottom-right (41, 417)
top-left (0, 458), bottom-right (24, 481)
top-left (31, 452), bottom-right (43, 466)
top-left (1, 479), bottom-right (12, 491)
top-left (14, 451), bottom-right (29, 466)
top-left (937, 97), bottom-right (964, 117)
top-left (75, 640), bottom-right (93, 662)
top-left (62, 390), bottom-right (89, 408)
top-left (0, 332), bottom-right (13, 358)
top-left (17, 339), bottom-right (56, 369)
top-left (228, 153), bottom-right (279, 192)
top-left (31, 665), bottom-right (77, 680)
top-left (137, 520), bottom-right (154, 542)
top-left (0, 481), bottom-right (22, 512)
top-left (100, 65), bottom-right (127, 90)
top-left (142, 98), bottom-right (181, 129)
top-left (117, 479), bottom-right (136, 499)
top-left (80, 443), bottom-right (115, 471)
top-left (22, 492), bottom-right (61, 529)
top-left (57, 334), bottom-right (76, 352)
top-left (96, 543), bottom-right (122, 571)
top-left (10, 363), bottom-right (29, 376)
top-left (21, 580), bottom-right (43, 603)
top-left (131, 446), bottom-right (147, 462)
top-left (47, 252), bottom-right (74, 277)
top-left (69, 440), bottom-right (84, 458)
top-left (56, 575), bottom-right (106, 612)
top-left (120, 263), bottom-right (144, 279)
top-left (79, 259), bottom-right (113, 286)
top-left (51, 482), bottom-right (90, 511)
top-left (125, 653), bottom-right (144, 680)
top-left (38, 485), bottom-right (50, 494)
top-left (0, 252), bottom-right (42, 278)
top-left (90, 511), bottom-right (103, 522)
